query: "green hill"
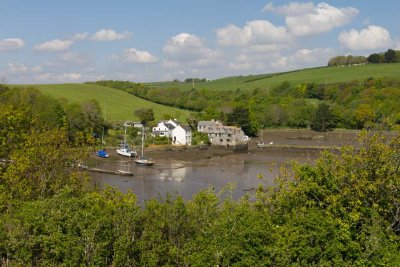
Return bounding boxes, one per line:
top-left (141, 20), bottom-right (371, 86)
top-left (149, 64), bottom-right (400, 91)
top-left (31, 83), bottom-right (190, 122)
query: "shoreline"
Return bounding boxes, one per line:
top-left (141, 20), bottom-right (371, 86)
top-left (89, 128), bottom-right (368, 164)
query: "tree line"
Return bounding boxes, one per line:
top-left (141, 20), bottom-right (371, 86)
top-left (328, 49), bottom-right (400, 66)
top-left (93, 77), bottom-right (400, 133)
top-left (0, 85), bottom-right (107, 159)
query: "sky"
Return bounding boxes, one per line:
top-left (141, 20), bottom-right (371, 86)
top-left (0, 0), bottom-right (399, 84)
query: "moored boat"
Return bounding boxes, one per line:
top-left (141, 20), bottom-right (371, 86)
top-left (134, 156), bottom-right (155, 166)
top-left (134, 126), bottom-right (155, 166)
top-left (116, 126), bottom-right (137, 157)
top-left (96, 149), bottom-right (109, 158)
top-left (116, 144), bottom-right (137, 157)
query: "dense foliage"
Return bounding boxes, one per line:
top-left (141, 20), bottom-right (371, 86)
top-left (134, 107), bottom-right (155, 126)
top-left (328, 49), bottom-right (400, 66)
top-left (93, 76), bottom-right (400, 132)
top-left (1, 131), bottom-right (400, 265)
top-left (310, 103), bottom-right (336, 132)
top-left (1, 83), bottom-right (400, 265)
top-left (0, 86), bottom-right (107, 146)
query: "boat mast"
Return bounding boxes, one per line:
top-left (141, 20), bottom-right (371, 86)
top-left (124, 126), bottom-right (127, 144)
top-left (141, 126), bottom-right (145, 157)
top-left (101, 126), bottom-right (104, 147)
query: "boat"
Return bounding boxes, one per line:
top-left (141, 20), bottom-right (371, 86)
top-left (116, 127), bottom-right (137, 157)
top-left (96, 149), bottom-right (109, 158)
top-left (135, 126), bottom-right (155, 166)
top-left (135, 156), bottom-right (155, 166)
top-left (116, 144), bottom-right (137, 157)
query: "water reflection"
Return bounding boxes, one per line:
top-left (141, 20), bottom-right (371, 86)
top-left (91, 149), bottom-right (318, 202)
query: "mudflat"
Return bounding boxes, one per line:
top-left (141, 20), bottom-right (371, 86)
top-left (95, 129), bottom-right (363, 163)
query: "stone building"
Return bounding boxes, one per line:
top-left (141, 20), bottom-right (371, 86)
top-left (205, 125), bottom-right (248, 147)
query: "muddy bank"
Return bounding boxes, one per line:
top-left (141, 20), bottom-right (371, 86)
top-left (256, 128), bottom-right (361, 148)
top-left (93, 129), bottom-right (362, 163)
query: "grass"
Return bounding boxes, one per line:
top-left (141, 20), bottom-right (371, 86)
top-left (30, 83), bottom-right (191, 122)
top-left (148, 64), bottom-right (400, 91)
top-left (17, 64), bottom-right (399, 121)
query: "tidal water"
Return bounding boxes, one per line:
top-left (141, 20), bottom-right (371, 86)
top-left (91, 149), bottom-right (320, 202)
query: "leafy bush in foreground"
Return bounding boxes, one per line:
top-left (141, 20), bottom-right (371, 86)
top-left (1, 131), bottom-right (400, 265)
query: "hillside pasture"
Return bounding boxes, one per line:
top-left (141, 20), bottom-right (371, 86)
top-left (31, 83), bottom-right (190, 122)
top-left (149, 64), bottom-right (400, 91)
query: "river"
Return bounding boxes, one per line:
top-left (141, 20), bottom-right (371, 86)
top-left (90, 148), bottom-right (320, 202)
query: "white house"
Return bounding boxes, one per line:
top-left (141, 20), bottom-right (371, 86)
top-left (172, 125), bottom-right (192, 146)
top-left (152, 119), bottom-right (178, 137)
top-left (152, 119), bottom-right (192, 146)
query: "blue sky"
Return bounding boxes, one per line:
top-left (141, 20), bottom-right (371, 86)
top-left (1, 0), bottom-right (399, 84)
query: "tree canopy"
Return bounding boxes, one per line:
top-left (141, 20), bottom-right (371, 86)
top-left (134, 107), bottom-right (155, 126)
top-left (310, 103), bottom-right (336, 132)
top-left (1, 128), bottom-right (400, 265)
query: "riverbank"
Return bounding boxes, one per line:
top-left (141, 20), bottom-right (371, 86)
top-left (91, 128), bottom-right (362, 164)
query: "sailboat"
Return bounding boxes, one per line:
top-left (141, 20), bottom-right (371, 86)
top-left (116, 126), bottom-right (137, 157)
top-left (96, 127), bottom-right (109, 158)
top-left (135, 126), bottom-right (155, 166)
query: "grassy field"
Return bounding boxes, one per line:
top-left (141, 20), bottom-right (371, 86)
top-left (31, 83), bottom-right (191, 122)
top-left (148, 64), bottom-right (400, 91)
top-left (18, 64), bottom-right (399, 122)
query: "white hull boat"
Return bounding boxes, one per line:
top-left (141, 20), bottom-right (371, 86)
top-left (116, 146), bottom-right (137, 157)
top-left (134, 157), bottom-right (155, 166)
top-left (116, 126), bottom-right (137, 157)
top-left (135, 126), bottom-right (155, 166)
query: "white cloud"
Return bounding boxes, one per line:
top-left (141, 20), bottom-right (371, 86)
top-left (8, 62), bottom-right (42, 73)
top-left (216, 20), bottom-right (290, 47)
top-left (34, 39), bottom-right (74, 51)
top-left (122, 48), bottom-right (158, 63)
top-left (339, 25), bottom-right (393, 51)
top-left (61, 73), bottom-right (82, 80)
top-left (72, 32), bottom-right (89, 41)
top-left (163, 33), bottom-right (222, 67)
top-left (8, 63), bottom-right (28, 72)
top-left (60, 52), bottom-right (89, 64)
top-left (35, 72), bottom-right (83, 82)
top-left (262, 2), bottom-right (315, 16)
top-left (223, 46), bottom-right (335, 75)
top-left (90, 29), bottom-right (132, 41)
top-left (161, 33), bottom-right (226, 80)
top-left (0, 38), bottom-right (25, 52)
top-left (290, 48), bottom-right (335, 65)
top-left (31, 66), bottom-right (43, 73)
top-left (163, 33), bottom-right (204, 56)
top-left (266, 2), bottom-right (359, 37)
